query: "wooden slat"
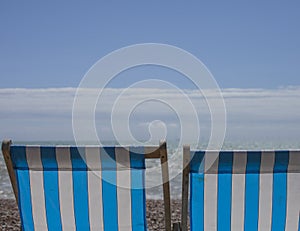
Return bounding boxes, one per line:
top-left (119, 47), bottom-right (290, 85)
top-left (181, 145), bottom-right (190, 231)
top-left (1, 140), bottom-right (18, 202)
top-left (144, 146), bottom-right (161, 159)
top-left (160, 140), bottom-right (172, 231)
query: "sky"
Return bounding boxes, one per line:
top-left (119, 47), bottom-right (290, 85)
top-left (0, 1), bottom-right (300, 144)
top-left (1, 1), bottom-right (300, 89)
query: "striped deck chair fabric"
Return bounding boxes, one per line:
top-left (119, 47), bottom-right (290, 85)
top-left (182, 148), bottom-right (300, 231)
top-left (3, 143), bottom-right (158, 231)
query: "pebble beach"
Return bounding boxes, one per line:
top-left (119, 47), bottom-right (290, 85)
top-left (0, 199), bottom-right (188, 231)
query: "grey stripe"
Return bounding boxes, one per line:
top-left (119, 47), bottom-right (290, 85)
top-left (85, 147), bottom-right (104, 231)
top-left (26, 146), bottom-right (48, 230)
top-left (231, 151), bottom-right (247, 231)
top-left (116, 147), bottom-right (132, 231)
top-left (56, 147), bottom-right (76, 230)
top-left (258, 151), bottom-right (275, 231)
top-left (285, 151), bottom-right (300, 231)
top-left (204, 151), bottom-right (219, 231)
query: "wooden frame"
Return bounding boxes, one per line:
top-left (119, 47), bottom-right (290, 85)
top-left (158, 141), bottom-right (172, 231)
top-left (1, 140), bottom-right (18, 202)
top-left (144, 140), bottom-right (172, 231)
top-left (1, 139), bottom-right (172, 231)
top-left (181, 145), bottom-right (190, 231)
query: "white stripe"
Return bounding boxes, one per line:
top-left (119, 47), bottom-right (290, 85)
top-left (26, 146), bottom-right (48, 230)
top-left (285, 151), bottom-right (300, 231)
top-left (231, 151), bottom-right (247, 231)
top-left (115, 147), bottom-right (132, 231)
top-left (204, 151), bottom-right (219, 231)
top-left (258, 151), bottom-right (275, 231)
top-left (56, 147), bottom-right (76, 231)
top-left (86, 147), bottom-right (104, 231)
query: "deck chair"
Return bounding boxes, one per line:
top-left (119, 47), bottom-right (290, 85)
top-left (181, 145), bottom-right (300, 231)
top-left (2, 140), bottom-right (172, 231)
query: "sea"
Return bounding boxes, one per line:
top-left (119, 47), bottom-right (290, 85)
top-left (1, 140), bottom-right (300, 200)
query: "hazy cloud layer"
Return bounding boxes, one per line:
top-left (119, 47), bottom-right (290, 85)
top-left (1, 87), bottom-right (300, 143)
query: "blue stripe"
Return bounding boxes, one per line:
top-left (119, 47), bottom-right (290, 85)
top-left (40, 147), bottom-right (62, 231)
top-left (16, 169), bottom-right (34, 231)
top-left (190, 151), bottom-right (205, 231)
top-left (70, 147), bottom-right (90, 231)
top-left (271, 151), bottom-right (289, 231)
top-left (190, 151), bottom-right (205, 173)
top-left (11, 146), bottom-right (34, 231)
top-left (244, 151), bottom-right (261, 231)
top-left (101, 147), bottom-right (118, 231)
top-left (190, 173), bottom-right (204, 231)
top-left (130, 147), bottom-right (147, 231)
top-left (11, 146), bottom-right (30, 169)
top-left (129, 147), bottom-right (146, 169)
top-left (217, 152), bottom-right (233, 231)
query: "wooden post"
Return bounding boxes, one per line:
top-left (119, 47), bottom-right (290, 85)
top-left (172, 222), bottom-right (181, 231)
top-left (1, 140), bottom-right (18, 202)
top-left (159, 140), bottom-right (172, 231)
top-left (181, 145), bottom-right (190, 231)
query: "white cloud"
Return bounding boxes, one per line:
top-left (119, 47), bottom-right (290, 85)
top-left (0, 87), bottom-right (300, 143)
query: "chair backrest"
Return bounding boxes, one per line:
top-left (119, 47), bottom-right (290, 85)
top-left (2, 140), bottom-right (172, 231)
top-left (181, 146), bottom-right (300, 231)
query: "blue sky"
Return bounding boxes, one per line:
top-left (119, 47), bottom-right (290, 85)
top-left (1, 1), bottom-right (300, 144)
top-left (1, 1), bottom-right (300, 89)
